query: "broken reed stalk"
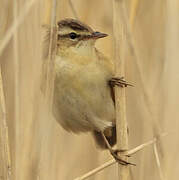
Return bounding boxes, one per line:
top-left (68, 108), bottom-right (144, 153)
top-left (113, 0), bottom-right (129, 179)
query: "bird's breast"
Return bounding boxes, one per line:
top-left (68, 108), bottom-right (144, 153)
top-left (53, 56), bottom-right (115, 132)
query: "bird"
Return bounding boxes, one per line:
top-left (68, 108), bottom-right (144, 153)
top-left (52, 18), bottom-right (130, 165)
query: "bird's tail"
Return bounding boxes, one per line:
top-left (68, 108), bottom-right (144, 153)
top-left (92, 126), bottom-right (116, 149)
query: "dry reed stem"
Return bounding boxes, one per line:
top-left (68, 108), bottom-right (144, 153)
top-left (129, 0), bottom-right (139, 27)
top-left (13, 0), bottom-right (20, 134)
top-left (74, 134), bottom-right (167, 180)
top-left (115, 0), bottom-right (162, 133)
top-left (68, 0), bottom-right (79, 19)
top-left (74, 159), bottom-right (116, 180)
top-left (128, 4), bottom-right (165, 174)
top-left (0, 0), bottom-right (39, 57)
top-left (0, 67), bottom-right (11, 179)
top-left (37, 0), bottom-right (57, 177)
top-left (113, 0), bottom-right (129, 179)
top-left (44, 0), bottom-right (57, 107)
top-left (12, 1), bottom-right (20, 178)
top-left (125, 133), bottom-right (167, 156)
top-left (153, 143), bottom-right (165, 180)
top-left (123, 6), bottom-right (165, 180)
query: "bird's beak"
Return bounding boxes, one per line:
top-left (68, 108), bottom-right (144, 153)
top-left (91, 31), bottom-right (108, 39)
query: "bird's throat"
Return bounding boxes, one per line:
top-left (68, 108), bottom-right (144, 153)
top-left (71, 40), bottom-right (96, 57)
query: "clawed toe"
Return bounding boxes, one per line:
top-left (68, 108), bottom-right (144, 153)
top-left (110, 149), bottom-right (135, 166)
top-left (113, 149), bottom-right (131, 157)
top-left (109, 77), bottom-right (133, 88)
top-left (101, 132), bottom-right (135, 166)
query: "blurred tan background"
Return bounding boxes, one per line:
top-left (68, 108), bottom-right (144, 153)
top-left (0, 0), bottom-right (179, 180)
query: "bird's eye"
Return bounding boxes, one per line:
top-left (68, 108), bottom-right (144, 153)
top-left (69, 32), bottom-right (77, 39)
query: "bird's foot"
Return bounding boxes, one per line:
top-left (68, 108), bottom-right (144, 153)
top-left (109, 77), bottom-right (133, 88)
top-left (110, 149), bottom-right (136, 166)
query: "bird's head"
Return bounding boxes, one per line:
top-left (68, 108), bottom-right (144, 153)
top-left (57, 18), bottom-right (108, 56)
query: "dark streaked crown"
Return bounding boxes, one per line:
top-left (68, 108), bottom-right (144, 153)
top-left (57, 18), bottom-right (94, 33)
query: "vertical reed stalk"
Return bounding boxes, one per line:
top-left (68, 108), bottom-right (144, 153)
top-left (45, 0), bottom-right (57, 108)
top-left (129, 0), bottom-right (139, 27)
top-left (69, 0), bottom-right (78, 19)
top-left (13, 1), bottom-right (20, 178)
top-left (112, 0), bottom-right (129, 179)
top-left (0, 67), bottom-right (11, 180)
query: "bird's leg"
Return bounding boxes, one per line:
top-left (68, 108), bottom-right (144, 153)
top-left (109, 77), bottom-right (133, 88)
top-left (101, 132), bottom-right (135, 166)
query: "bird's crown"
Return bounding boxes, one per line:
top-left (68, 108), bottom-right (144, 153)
top-left (57, 18), bottom-right (107, 42)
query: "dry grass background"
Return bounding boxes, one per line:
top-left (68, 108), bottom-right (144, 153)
top-left (0, 0), bottom-right (179, 180)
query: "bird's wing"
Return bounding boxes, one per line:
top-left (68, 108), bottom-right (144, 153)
top-left (95, 49), bottom-right (116, 105)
